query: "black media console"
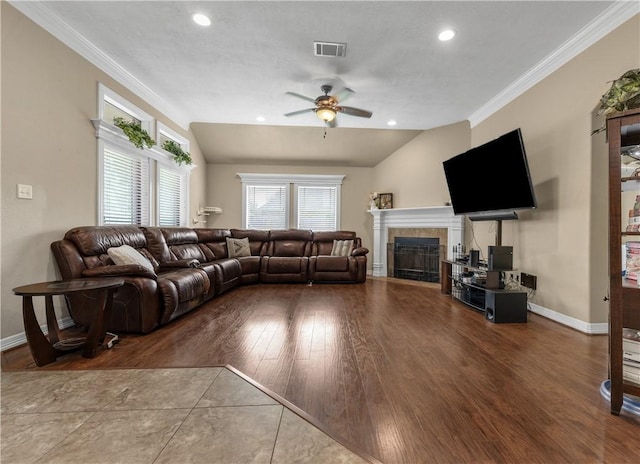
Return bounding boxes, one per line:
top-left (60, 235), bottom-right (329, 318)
top-left (440, 247), bottom-right (528, 323)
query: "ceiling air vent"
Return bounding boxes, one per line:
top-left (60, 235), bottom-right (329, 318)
top-left (314, 41), bottom-right (347, 58)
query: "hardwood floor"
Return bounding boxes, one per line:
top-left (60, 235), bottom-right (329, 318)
top-left (3, 277), bottom-right (640, 463)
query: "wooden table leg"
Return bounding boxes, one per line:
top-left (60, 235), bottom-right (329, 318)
top-left (45, 295), bottom-right (62, 345)
top-left (82, 288), bottom-right (114, 358)
top-left (22, 296), bottom-right (60, 366)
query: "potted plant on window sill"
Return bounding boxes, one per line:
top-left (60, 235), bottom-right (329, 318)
top-left (162, 140), bottom-right (193, 166)
top-left (112, 116), bottom-right (156, 149)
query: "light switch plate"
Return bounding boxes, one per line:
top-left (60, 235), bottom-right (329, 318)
top-left (17, 184), bottom-right (33, 199)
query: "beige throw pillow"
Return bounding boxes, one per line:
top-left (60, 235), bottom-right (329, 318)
top-left (226, 237), bottom-right (251, 258)
top-left (107, 244), bottom-right (155, 274)
top-left (331, 239), bottom-right (354, 257)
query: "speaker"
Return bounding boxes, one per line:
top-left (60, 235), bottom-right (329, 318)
top-left (485, 291), bottom-right (527, 323)
top-left (488, 246), bottom-right (513, 271)
top-left (469, 249), bottom-right (480, 267)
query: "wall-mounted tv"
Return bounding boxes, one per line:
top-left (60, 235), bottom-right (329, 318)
top-left (442, 128), bottom-right (537, 221)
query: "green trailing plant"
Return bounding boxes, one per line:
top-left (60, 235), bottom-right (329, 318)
top-left (162, 139), bottom-right (193, 166)
top-left (113, 116), bottom-right (155, 149)
top-left (592, 68), bottom-right (640, 135)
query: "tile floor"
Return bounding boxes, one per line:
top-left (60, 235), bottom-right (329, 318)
top-left (0, 367), bottom-right (370, 464)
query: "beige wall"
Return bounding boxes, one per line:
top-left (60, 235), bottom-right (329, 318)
top-left (2, 3), bottom-right (638, 344)
top-left (0, 4), bottom-right (208, 340)
top-left (372, 121), bottom-right (471, 208)
top-left (205, 164), bottom-right (374, 253)
top-left (471, 14), bottom-right (640, 324)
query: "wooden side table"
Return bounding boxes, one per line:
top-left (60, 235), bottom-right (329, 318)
top-left (12, 278), bottom-right (124, 366)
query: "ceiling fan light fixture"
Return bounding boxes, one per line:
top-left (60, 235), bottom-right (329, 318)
top-left (316, 107), bottom-right (336, 122)
top-left (438, 29), bottom-right (456, 41)
top-left (193, 14), bottom-right (211, 26)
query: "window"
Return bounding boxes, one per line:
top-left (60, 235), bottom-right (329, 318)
top-left (102, 148), bottom-right (150, 225)
top-left (245, 184), bottom-right (289, 230)
top-left (238, 173), bottom-right (344, 230)
top-left (157, 121), bottom-right (190, 154)
top-left (295, 185), bottom-right (338, 231)
top-left (96, 83), bottom-right (191, 227)
top-left (157, 165), bottom-right (186, 226)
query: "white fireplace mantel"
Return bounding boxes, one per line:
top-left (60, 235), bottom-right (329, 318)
top-left (369, 206), bottom-right (464, 277)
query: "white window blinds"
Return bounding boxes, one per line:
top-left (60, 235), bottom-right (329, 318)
top-left (246, 185), bottom-right (288, 229)
top-left (102, 148), bottom-right (149, 225)
top-left (158, 166), bottom-right (184, 226)
top-left (296, 185), bottom-right (338, 231)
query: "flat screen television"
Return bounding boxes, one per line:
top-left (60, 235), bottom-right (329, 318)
top-left (442, 128), bottom-right (537, 221)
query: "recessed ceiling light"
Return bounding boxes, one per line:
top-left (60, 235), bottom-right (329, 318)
top-left (438, 29), bottom-right (456, 41)
top-left (256, 116), bottom-right (266, 122)
top-left (387, 120), bottom-right (397, 126)
top-left (193, 14), bottom-right (211, 26)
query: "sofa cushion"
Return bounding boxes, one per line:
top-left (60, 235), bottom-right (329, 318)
top-left (331, 239), bottom-right (354, 257)
top-left (65, 225), bottom-right (146, 256)
top-left (231, 229), bottom-right (269, 256)
top-left (268, 229), bottom-right (313, 257)
top-left (314, 255), bottom-right (350, 272)
top-left (264, 257), bottom-right (306, 274)
top-left (107, 245), bottom-right (156, 275)
top-left (195, 228), bottom-right (232, 260)
top-left (226, 237), bottom-right (251, 257)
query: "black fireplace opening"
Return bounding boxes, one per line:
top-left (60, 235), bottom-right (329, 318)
top-left (391, 237), bottom-right (441, 283)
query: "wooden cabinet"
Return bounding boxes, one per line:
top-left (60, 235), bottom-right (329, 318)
top-left (606, 108), bottom-right (640, 415)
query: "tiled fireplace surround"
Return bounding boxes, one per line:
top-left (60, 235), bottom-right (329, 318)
top-left (369, 206), bottom-right (464, 278)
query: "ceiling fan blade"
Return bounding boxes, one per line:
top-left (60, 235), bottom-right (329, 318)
top-left (334, 87), bottom-right (354, 103)
top-left (284, 108), bottom-right (316, 117)
top-left (285, 91), bottom-right (316, 103)
top-left (338, 106), bottom-right (373, 118)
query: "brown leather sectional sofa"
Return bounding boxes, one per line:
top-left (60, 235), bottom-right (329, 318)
top-left (51, 225), bottom-right (369, 334)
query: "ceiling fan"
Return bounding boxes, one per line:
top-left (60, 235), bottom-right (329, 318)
top-left (284, 84), bottom-right (373, 127)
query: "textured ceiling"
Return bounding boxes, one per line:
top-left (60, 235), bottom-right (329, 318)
top-left (12, 0), bottom-right (630, 166)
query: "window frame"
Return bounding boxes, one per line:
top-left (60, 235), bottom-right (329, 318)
top-left (95, 83), bottom-right (192, 227)
top-left (237, 173), bottom-right (345, 230)
top-left (157, 121), bottom-right (190, 154)
top-left (242, 181), bottom-right (291, 230)
top-left (294, 183), bottom-right (341, 231)
top-left (98, 140), bottom-right (153, 226)
top-left (156, 159), bottom-right (189, 227)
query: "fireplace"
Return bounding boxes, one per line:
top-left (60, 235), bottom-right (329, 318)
top-left (388, 237), bottom-right (442, 282)
top-left (369, 206), bottom-right (464, 277)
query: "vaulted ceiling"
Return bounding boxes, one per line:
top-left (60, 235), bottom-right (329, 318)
top-left (11, 1), bottom-right (636, 166)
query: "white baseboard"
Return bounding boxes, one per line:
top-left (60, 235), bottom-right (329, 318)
top-left (0, 317), bottom-right (76, 352)
top-left (528, 302), bottom-right (608, 334)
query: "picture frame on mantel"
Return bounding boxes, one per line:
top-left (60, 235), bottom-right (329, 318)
top-left (379, 193), bottom-right (393, 209)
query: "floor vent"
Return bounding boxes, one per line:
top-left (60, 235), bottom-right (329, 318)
top-left (314, 41), bottom-right (347, 58)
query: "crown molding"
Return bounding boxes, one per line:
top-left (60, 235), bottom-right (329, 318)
top-left (9, 0), bottom-right (191, 130)
top-left (468, 1), bottom-right (640, 128)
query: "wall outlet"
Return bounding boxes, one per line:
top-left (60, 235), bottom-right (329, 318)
top-left (17, 184), bottom-right (33, 199)
top-left (521, 272), bottom-right (537, 290)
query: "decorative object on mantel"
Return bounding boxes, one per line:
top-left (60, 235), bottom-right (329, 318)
top-left (369, 192), bottom-right (379, 210)
top-left (379, 193), bottom-right (393, 209)
top-left (112, 117), bottom-right (156, 149)
top-left (592, 68), bottom-right (640, 135)
top-left (162, 140), bottom-right (193, 166)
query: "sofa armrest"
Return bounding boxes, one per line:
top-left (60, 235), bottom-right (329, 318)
top-left (82, 264), bottom-right (157, 279)
top-left (351, 247), bottom-right (369, 257)
top-left (158, 259), bottom-right (200, 270)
